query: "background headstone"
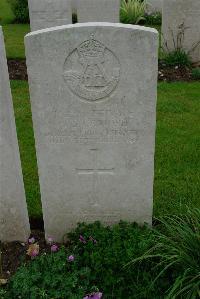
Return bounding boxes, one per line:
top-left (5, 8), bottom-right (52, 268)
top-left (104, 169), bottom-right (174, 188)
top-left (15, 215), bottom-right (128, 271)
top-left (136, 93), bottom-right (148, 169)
top-left (25, 23), bottom-right (158, 242)
top-left (0, 27), bottom-right (30, 242)
top-left (28, 0), bottom-right (72, 31)
top-left (77, 0), bottom-right (120, 22)
top-left (147, 0), bottom-right (163, 13)
top-left (162, 0), bottom-right (200, 63)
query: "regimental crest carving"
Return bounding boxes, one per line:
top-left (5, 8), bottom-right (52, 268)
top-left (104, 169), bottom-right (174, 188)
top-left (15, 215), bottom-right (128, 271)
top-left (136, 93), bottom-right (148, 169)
top-left (63, 35), bottom-right (120, 102)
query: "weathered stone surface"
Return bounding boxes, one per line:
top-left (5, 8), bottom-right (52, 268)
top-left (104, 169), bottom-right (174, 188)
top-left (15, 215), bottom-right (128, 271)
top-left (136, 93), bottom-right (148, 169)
top-left (25, 23), bottom-right (158, 242)
top-left (28, 0), bottom-right (72, 31)
top-left (0, 27), bottom-right (30, 242)
top-left (162, 0), bottom-right (200, 63)
top-left (77, 0), bottom-right (120, 22)
top-left (147, 0), bottom-right (163, 13)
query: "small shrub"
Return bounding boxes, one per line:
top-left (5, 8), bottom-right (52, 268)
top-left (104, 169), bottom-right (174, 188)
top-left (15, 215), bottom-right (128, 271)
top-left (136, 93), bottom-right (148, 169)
top-left (163, 49), bottom-right (191, 67)
top-left (192, 68), bottom-right (200, 80)
top-left (145, 12), bottom-right (162, 25)
top-left (9, 0), bottom-right (29, 23)
top-left (120, 0), bottom-right (146, 24)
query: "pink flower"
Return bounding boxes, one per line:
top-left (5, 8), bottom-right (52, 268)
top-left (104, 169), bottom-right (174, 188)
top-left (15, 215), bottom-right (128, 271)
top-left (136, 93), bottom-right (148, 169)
top-left (83, 292), bottom-right (103, 299)
top-left (27, 244), bottom-right (39, 258)
top-left (28, 237), bottom-right (35, 244)
top-left (79, 235), bottom-right (87, 244)
top-left (68, 255), bottom-right (75, 262)
top-left (51, 244), bottom-right (59, 252)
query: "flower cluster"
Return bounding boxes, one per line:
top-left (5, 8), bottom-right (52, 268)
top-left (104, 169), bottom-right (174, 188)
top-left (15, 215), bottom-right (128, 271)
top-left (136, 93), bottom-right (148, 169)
top-left (79, 235), bottom-right (97, 244)
top-left (83, 292), bottom-right (103, 299)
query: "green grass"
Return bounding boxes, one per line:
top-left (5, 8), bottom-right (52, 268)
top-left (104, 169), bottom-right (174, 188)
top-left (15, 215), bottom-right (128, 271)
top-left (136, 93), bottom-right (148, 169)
top-left (2, 24), bottom-right (30, 59)
top-left (10, 81), bottom-right (200, 219)
top-left (0, 0), bottom-right (15, 25)
top-left (154, 82), bottom-right (200, 217)
top-left (11, 81), bottom-right (41, 218)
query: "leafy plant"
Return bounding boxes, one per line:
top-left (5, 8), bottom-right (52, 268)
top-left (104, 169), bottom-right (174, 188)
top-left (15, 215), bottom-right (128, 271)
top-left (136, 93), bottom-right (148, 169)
top-left (0, 288), bottom-right (8, 299)
top-left (130, 209), bottom-right (200, 299)
top-left (192, 68), bottom-right (200, 80)
top-left (163, 49), bottom-right (191, 67)
top-left (145, 12), bottom-right (162, 25)
top-left (9, 0), bottom-right (29, 23)
top-left (6, 222), bottom-right (165, 299)
top-left (120, 0), bottom-right (147, 24)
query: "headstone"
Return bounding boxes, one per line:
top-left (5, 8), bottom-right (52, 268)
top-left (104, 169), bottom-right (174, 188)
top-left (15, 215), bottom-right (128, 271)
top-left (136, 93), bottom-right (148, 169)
top-left (147, 0), bottom-right (163, 13)
top-left (162, 0), bottom-right (200, 63)
top-left (72, 0), bottom-right (78, 14)
top-left (25, 23), bottom-right (158, 242)
top-left (0, 27), bottom-right (30, 242)
top-left (77, 0), bottom-right (120, 22)
top-left (28, 0), bottom-right (72, 31)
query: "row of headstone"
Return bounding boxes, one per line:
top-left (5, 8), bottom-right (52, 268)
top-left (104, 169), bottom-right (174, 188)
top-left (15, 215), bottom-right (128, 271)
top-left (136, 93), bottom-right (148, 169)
top-left (0, 27), bottom-right (30, 242)
top-left (28, 0), bottom-right (120, 31)
top-left (28, 0), bottom-right (165, 32)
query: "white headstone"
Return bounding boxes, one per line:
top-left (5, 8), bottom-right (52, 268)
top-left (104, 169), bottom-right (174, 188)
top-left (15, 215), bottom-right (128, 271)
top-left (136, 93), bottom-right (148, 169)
top-left (147, 0), bottom-right (163, 13)
top-left (0, 27), bottom-right (30, 242)
top-left (77, 0), bottom-right (120, 22)
top-left (25, 23), bottom-right (158, 242)
top-left (28, 0), bottom-right (72, 31)
top-left (162, 0), bottom-right (200, 63)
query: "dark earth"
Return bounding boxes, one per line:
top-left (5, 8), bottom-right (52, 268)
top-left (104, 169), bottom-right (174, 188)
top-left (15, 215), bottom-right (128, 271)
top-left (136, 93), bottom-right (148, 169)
top-left (7, 59), bottom-right (200, 82)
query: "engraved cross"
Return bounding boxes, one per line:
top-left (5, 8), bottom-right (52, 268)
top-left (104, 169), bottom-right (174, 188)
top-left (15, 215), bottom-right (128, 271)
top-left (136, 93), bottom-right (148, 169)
top-left (76, 149), bottom-right (115, 205)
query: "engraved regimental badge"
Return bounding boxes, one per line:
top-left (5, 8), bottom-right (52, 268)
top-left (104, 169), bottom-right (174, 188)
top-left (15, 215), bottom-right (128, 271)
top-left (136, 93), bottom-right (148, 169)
top-left (63, 35), bottom-right (120, 102)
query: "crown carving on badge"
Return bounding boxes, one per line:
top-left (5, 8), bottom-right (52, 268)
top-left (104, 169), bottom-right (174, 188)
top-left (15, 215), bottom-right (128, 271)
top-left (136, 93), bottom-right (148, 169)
top-left (78, 34), bottom-right (105, 59)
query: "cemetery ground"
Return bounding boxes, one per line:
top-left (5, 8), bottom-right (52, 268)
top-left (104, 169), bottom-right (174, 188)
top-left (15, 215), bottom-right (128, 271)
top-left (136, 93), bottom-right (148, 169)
top-left (1, 1), bottom-right (200, 298)
top-left (1, 72), bottom-right (200, 299)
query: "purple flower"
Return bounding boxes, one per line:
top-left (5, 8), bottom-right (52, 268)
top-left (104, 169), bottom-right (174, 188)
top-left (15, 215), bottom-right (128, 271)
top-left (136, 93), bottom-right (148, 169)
top-left (68, 255), bottom-right (75, 262)
top-left (79, 235), bottom-right (87, 244)
top-left (83, 292), bottom-right (103, 299)
top-left (89, 236), bottom-right (97, 244)
top-left (51, 244), bottom-right (59, 252)
top-left (28, 237), bottom-right (35, 244)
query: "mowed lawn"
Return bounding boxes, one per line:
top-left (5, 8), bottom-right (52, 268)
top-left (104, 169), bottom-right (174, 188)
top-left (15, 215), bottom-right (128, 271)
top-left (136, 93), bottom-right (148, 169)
top-left (11, 80), bottom-right (200, 219)
top-left (2, 24), bottom-right (30, 59)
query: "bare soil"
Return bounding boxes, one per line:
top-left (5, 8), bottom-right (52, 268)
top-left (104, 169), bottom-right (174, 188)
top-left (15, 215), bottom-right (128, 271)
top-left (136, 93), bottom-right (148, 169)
top-left (7, 59), bottom-right (200, 82)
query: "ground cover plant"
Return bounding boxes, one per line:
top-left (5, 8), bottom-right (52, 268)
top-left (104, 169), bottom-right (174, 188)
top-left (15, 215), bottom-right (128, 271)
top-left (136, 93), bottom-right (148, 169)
top-left (1, 209), bottom-right (200, 298)
top-left (0, 222), bottom-right (168, 299)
